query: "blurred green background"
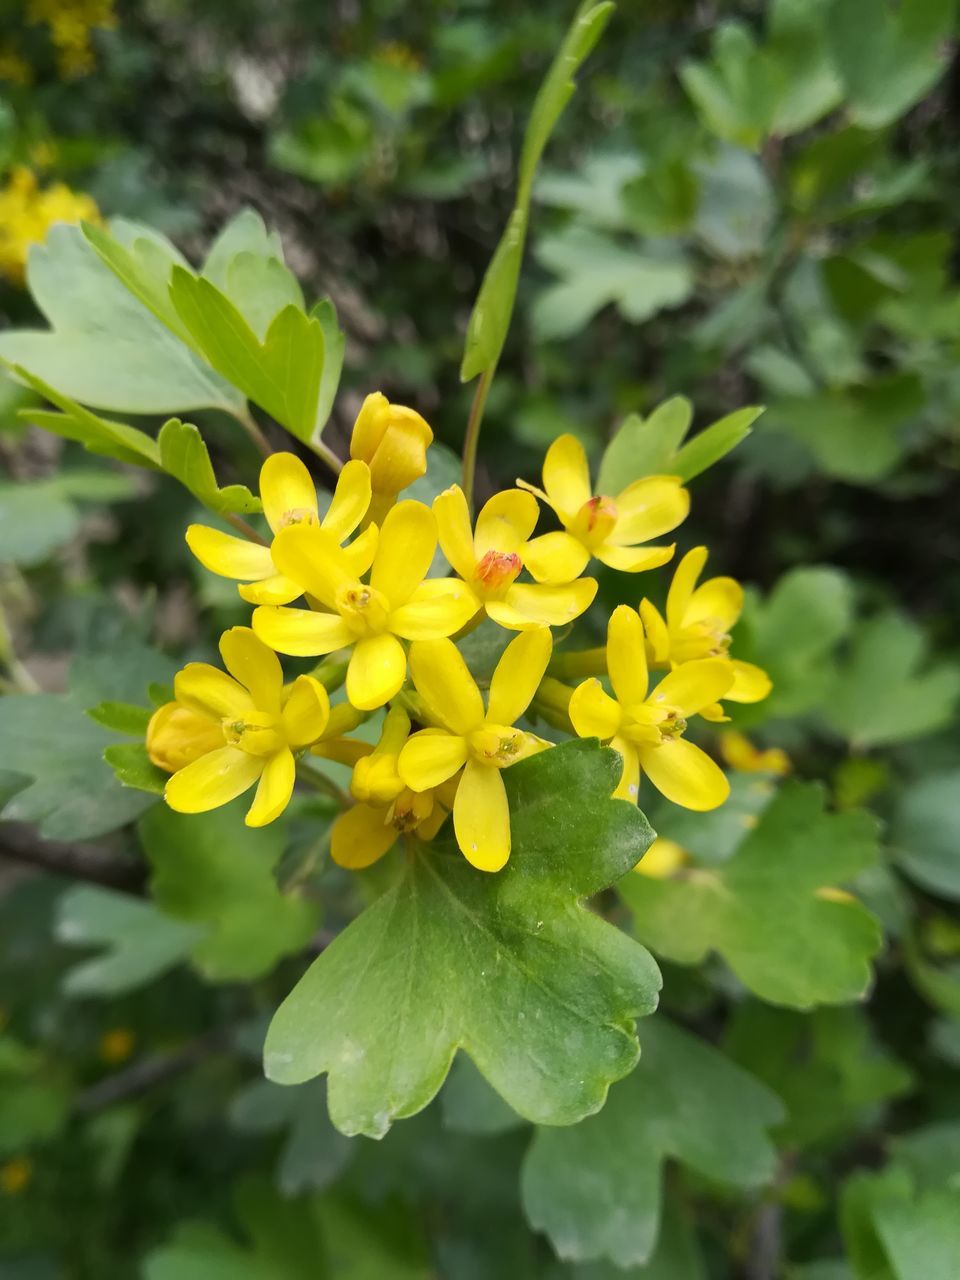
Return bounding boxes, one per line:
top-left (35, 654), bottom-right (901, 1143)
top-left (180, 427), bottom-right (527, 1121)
top-left (1, 1), bottom-right (959, 1277)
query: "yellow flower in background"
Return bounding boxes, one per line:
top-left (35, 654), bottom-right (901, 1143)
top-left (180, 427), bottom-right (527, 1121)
top-left (253, 501), bottom-right (478, 710)
top-left (640, 546), bottom-right (771, 719)
top-left (0, 166), bottom-right (100, 284)
top-left (0, 1157), bottom-right (33, 1196)
top-left (518, 433), bottom-right (689, 581)
top-left (99, 1028), bottom-right (135, 1064)
top-left (635, 837), bottom-right (689, 878)
top-left (569, 606), bottom-right (732, 811)
top-left (186, 452), bottom-right (377, 605)
top-left (156, 628), bottom-right (343, 827)
top-left (0, 45), bottom-right (32, 85)
top-left (27, 0), bottom-right (117, 79)
top-left (434, 483), bottom-right (596, 631)
top-left (398, 629), bottom-right (553, 871)
top-left (350, 392), bottom-right (433, 526)
top-left (720, 730), bottom-right (790, 776)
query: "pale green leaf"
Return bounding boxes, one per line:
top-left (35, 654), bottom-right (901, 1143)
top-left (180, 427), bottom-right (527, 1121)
top-left (157, 418), bottom-right (262, 515)
top-left (264, 740), bottom-right (660, 1138)
top-left (892, 771), bottom-right (960, 901)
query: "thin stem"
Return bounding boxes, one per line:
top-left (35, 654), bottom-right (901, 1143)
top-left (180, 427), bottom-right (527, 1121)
top-left (223, 512), bottom-right (269, 545)
top-left (295, 760), bottom-right (351, 809)
top-left (0, 824), bottom-right (147, 894)
top-left (0, 601), bottom-right (39, 693)
top-left (75, 1027), bottom-right (232, 1113)
top-left (309, 435), bottom-right (345, 477)
top-left (305, 657), bottom-right (350, 691)
top-left (461, 367), bottom-right (494, 515)
top-left (231, 404), bottom-right (273, 459)
top-left (282, 828), bottom-right (332, 893)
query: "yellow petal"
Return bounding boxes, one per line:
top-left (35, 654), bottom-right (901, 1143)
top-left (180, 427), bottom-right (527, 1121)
top-left (281, 675), bottom-right (331, 747)
top-left (370, 500), bottom-right (437, 608)
top-left (312, 736), bottom-right (374, 767)
top-left (638, 737), bottom-right (730, 811)
top-left (650, 658), bottom-right (734, 716)
top-left (321, 459), bottom-right (371, 540)
top-left (607, 605), bottom-right (649, 706)
top-left (252, 606), bottom-right (353, 657)
top-left (594, 543), bottom-right (675, 574)
top-left (686, 575), bottom-right (744, 631)
top-left (542, 433), bottom-right (592, 520)
top-left (474, 488), bottom-right (540, 558)
top-left (260, 452), bottom-right (319, 534)
top-left (219, 626), bottom-right (283, 713)
top-left (699, 702), bottom-right (729, 723)
top-left (487, 627), bottom-right (552, 726)
top-left (174, 663), bottom-right (254, 720)
top-left (390, 578), bottom-right (480, 640)
top-left (346, 633), bottom-right (407, 710)
top-left (490, 579), bottom-right (596, 630)
top-left (245, 748), bottom-right (296, 826)
top-left (398, 729), bottom-right (469, 791)
top-left (726, 659), bottom-right (772, 704)
top-left (349, 392), bottom-right (390, 463)
top-left (453, 758), bottom-right (511, 872)
top-left (434, 484), bottom-right (479, 579)
top-left (165, 745), bottom-right (263, 813)
top-left (270, 525), bottom-right (355, 608)
top-left (342, 523), bottom-right (379, 578)
top-left (612, 476), bottom-right (690, 545)
top-left (185, 524), bottom-right (274, 581)
top-left (636, 836), bottom-right (688, 877)
top-left (330, 801), bottom-right (398, 869)
top-left (666, 546), bottom-right (708, 631)
top-left (523, 531), bottom-right (591, 584)
top-left (611, 733), bottom-right (640, 802)
top-left (238, 574), bottom-right (304, 606)
top-left (147, 702), bottom-right (224, 773)
top-left (569, 678), bottom-right (623, 741)
top-left (408, 638), bottom-right (484, 734)
top-left (639, 600), bottom-right (671, 665)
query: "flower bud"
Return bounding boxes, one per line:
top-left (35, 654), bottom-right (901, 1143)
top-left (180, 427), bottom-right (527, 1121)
top-left (146, 702), bottom-right (224, 773)
top-left (350, 392), bottom-right (433, 522)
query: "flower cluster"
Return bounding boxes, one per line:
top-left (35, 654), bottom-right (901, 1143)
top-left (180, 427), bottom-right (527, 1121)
top-left (148, 402), bottom-right (771, 872)
top-left (26, 0), bottom-right (117, 78)
top-left (0, 166), bottom-right (100, 283)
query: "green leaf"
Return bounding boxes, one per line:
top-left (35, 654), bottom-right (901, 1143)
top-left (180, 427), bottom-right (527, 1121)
top-left (672, 406), bottom-right (763, 481)
top-left (229, 1079), bottom-right (354, 1195)
top-left (842, 1162), bottom-right (960, 1280)
top-left (460, 2), bottom-right (614, 380)
top-left (0, 224), bottom-right (242, 416)
top-left (694, 145), bottom-right (776, 260)
top-left (0, 479), bottom-right (80, 567)
top-left (223, 252), bottom-right (304, 342)
top-left (310, 299), bottom-right (346, 438)
top-left (827, 0), bottom-right (956, 129)
top-left (56, 885), bottom-right (201, 996)
top-left (680, 23), bottom-right (783, 150)
top-left (103, 743), bottom-right (168, 795)
top-left (0, 1035), bottom-right (71, 1156)
top-left (86, 701), bottom-right (153, 735)
top-left (157, 418), bottom-right (262, 516)
top-left (202, 209), bottom-right (284, 286)
top-left (264, 740), bottom-right (660, 1138)
top-left (892, 771), bottom-right (960, 901)
top-left (81, 218), bottom-right (194, 345)
top-left (521, 1017), bottom-right (783, 1267)
top-left (532, 227), bottom-right (693, 340)
top-left (169, 270), bottom-right (328, 444)
top-left (825, 613), bottom-right (960, 749)
top-left (620, 781), bottom-right (882, 1008)
top-left (8, 363), bottom-right (161, 469)
top-left (139, 799), bottom-right (319, 982)
top-left (441, 1055), bottom-right (526, 1137)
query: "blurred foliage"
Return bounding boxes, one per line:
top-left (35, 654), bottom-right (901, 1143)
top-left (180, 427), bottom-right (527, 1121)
top-left (1, 0), bottom-right (960, 1277)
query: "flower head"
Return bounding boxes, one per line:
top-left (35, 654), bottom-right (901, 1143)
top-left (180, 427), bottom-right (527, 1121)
top-left (151, 627), bottom-right (345, 827)
top-left (434, 483), bottom-right (596, 631)
top-left (186, 452), bottom-right (377, 606)
top-left (519, 433), bottom-right (689, 581)
top-left (569, 606), bottom-right (732, 811)
top-left (252, 500), bottom-right (478, 710)
top-left (398, 628), bottom-right (553, 871)
top-left (350, 392), bottom-right (433, 524)
top-left (640, 546), bottom-right (771, 719)
top-left (0, 166), bottom-right (101, 283)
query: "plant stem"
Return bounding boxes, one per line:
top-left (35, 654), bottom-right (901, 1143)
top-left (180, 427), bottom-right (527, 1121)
top-left (223, 512), bottom-right (269, 544)
top-left (309, 435), bottom-right (345, 477)
top-left (0, 602), bottom-right (39, 693)
top-left (232, 403), bottom-right (273, 458)
top-left (548, 647), bottom-right (607, 680)
top-left (295, 760), bottom-right (351, 809)
top-left (0, 823), bottom-right (147, 894)
top-left (305, 657), bottom-right (350, 691)
top-left (461, 367), bottom-right (494, 515)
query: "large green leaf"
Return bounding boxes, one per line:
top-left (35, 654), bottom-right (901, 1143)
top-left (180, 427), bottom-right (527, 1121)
top-left (229, 1079), bottom-right (354, 1196)
top-left (620, 782), bottom-right (882, 1008)
top-left (460, 2), bottom-right (614, 379)
top-left (892, 771), bottom-right (960, 901)
top-left (0, 224), bottom-right (242, 415)
top-left (824, 613), bottom-right (960, 749)
top-left (264, 740), bottom-right (660, 1138)
top-left (521, 1017), bottom-right (783, 1267)
top-left (842, 1159), bottom-right (960, 1280)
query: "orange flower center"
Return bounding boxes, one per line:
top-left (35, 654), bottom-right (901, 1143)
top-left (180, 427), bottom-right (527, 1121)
top-left (473, 550), bottom-right (522, 595)
top-left (570, 495), bottom-right (618, 547)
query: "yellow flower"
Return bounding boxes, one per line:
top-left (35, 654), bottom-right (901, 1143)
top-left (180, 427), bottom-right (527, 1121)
top-left (99, 1028), bottom-right (135, 1064)
top-left (433, 483), bottom-right (596, 631)
top-left (350, 392), bottom-right (433, 525)
top-left (720, 730), bottom-right (790, 776)
top-left (157, 627), bottom-right (351, 827)
top-left (0, 166), bottom-right (101, 284)
top-left (518, 433), bottom-right (689, 581)
top-left (253, 500), bottom-right (478, 711)
top-left (186, 452), bottom-right (377, 605)
top-left (569, 606), bottom-right (732, 811)
top-left (147, 702), bottom-right (225, 772)
top-left (639, 546), bottom-right (771, 720)
top-left (0, 45), bottom-right (33, 85)
top-left (0, 1157), bottom-right (33, 1196)
top-left (398, 628), bottom-right (553, 872)
top-left (636, 837), bottom-right (689, 878)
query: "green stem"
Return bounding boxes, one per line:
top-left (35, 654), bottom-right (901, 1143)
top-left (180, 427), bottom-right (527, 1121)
top-left (548, 647), bottom-right (607, 680)
top-left (224, 512), bottom-right (268, 544)
top-left (461, 367), bottom-right (494, 515)
top-left (231, 403), bottom-right (273, 459)
top-left (309, 436), bottom-right (345, 477)
top-left (0, 602), bottom-right (38, 693)
top-left (306, 657), bottom-right (350, 692)
top-left (295, 759), bottom-right (351, 809)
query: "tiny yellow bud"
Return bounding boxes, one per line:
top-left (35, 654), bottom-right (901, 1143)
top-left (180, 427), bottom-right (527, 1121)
top-left (352, 752), bottom-right (405, 805)
top-left (636, 837), bottom-right (689, 879)
top-left (0, 1157), bottom-right (33, 1196)
top-left (350, 392), bottom-right (433, 511)
top-left (147, 703), bottom-right (224, 773)
top-left (99, 1028), bottom-right (136, 1065)
top-left (720, 730), bottom-right (790, 776)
